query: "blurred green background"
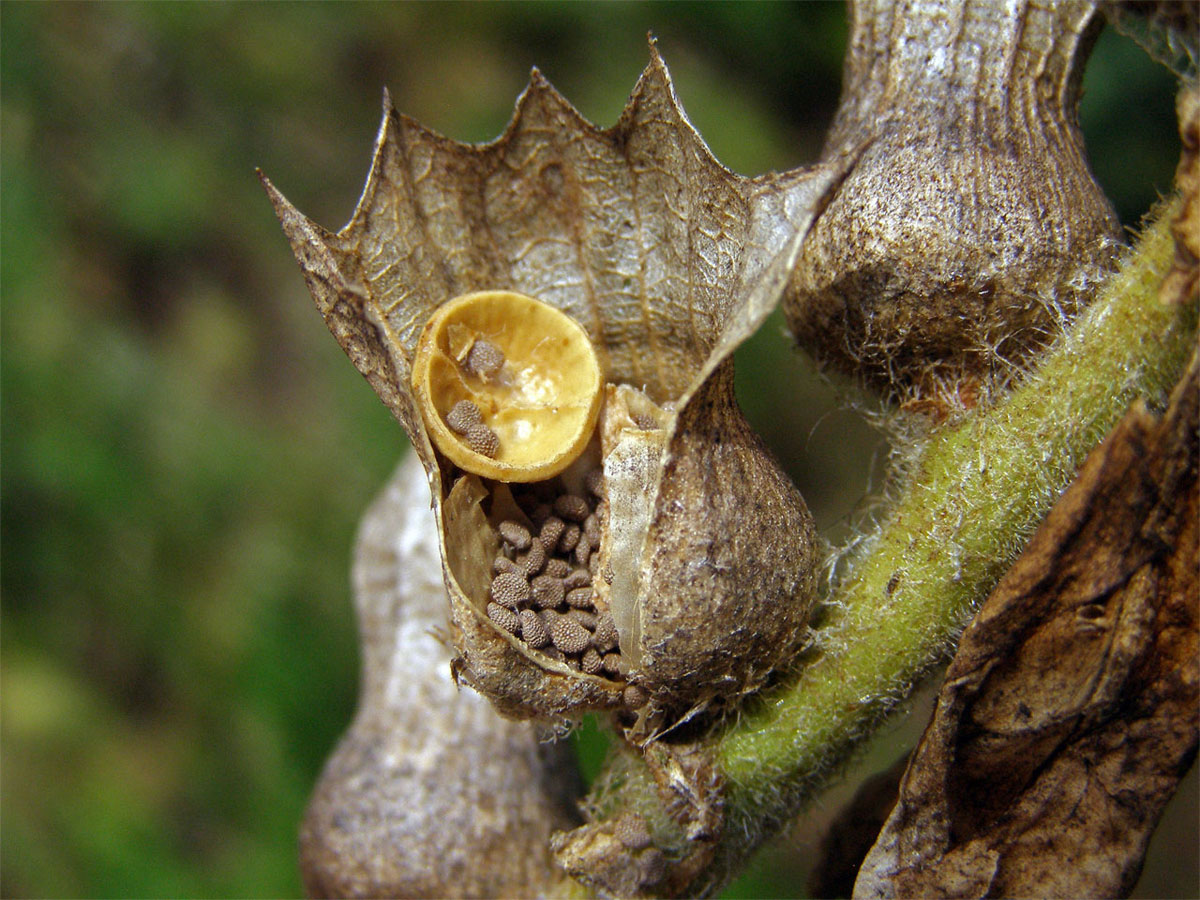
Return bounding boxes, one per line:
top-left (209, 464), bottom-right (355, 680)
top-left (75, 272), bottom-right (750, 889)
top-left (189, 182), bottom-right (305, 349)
top-left (1, 3), bottom-right (1193, 897)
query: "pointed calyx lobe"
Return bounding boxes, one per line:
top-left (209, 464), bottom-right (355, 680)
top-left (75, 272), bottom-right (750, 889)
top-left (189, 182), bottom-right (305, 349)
top-left (264, 47), bottom-right (846, 724)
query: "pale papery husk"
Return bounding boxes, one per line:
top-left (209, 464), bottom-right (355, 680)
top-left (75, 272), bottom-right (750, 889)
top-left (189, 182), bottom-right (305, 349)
top-left (263, 43), bottom-right (849, 724)
top-left (299, 454), bottom-right (581, 898)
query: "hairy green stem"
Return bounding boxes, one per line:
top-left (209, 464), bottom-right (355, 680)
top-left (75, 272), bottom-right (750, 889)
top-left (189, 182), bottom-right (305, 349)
top-left (582, 197), bottom-right (1197, 893)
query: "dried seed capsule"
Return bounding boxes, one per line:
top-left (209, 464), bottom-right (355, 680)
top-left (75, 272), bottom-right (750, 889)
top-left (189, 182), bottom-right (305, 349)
top-left (518, 539), bottom-right (546, 577)
top-left (614, 813), bottom-right (653, 851)
top-left (464, 423), bottom-right (500, 458)
top-left (490, 572), bottom-right (530, 610)
top-left (563, 569), bottom-right (591, 590)
top-left (498, 520), bottom-right (532, 551)
top-left (558, 523), bottom-right (582, 553)
top-left (445, 399), bottom-right (484, 434)
top-left (487, 602), bottom-right (521, 635)
top-left (592, 613), bottom-right (619, 653)
top-left (565, 587), bottom-right (595, 609)
top-left (585, 468), bottom-right (605, 499)
top-left (581, 647), bottom-right (604, 675)
top-left (565, 609), bottom-right (597, 632)
top-left (519, 610), bottom-right (550, 649)
top-left (784, 2), bottom-right (1120, 405)
top-left (492, 555), bottom-right (521, 576)
top-left (463, 338), bottom-right (506, 380)
top-left (530, 574), bottom-right (565, 610)
top-left (539, 516), bottom-right (565, 552)
top-left (543, 557), bottom-right (570, 578)
top-left (554, 494), bottom-right (590, 523)
top-left (411, 291), bottom-right (604, 482)
top-left (545, 611), bottom-right (591, 655)
top-left (601, 653), bottom-right (623, 675)
top-left (275, 71), bottom-right (831, 728)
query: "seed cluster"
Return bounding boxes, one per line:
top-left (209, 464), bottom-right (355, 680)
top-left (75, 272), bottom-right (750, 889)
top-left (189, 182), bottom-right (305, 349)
top-left (486, 470), bottom-right (624, 679)
top-left (445, 398), bottom-right (500, 459)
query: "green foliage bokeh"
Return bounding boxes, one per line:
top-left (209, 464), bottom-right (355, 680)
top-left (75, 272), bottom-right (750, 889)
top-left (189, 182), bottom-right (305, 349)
top-left (0, 3), bottom-right (1185, 898)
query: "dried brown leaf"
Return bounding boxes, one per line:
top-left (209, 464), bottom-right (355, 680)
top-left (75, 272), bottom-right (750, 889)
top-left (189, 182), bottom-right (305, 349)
top-left (855, 350), bottom-right (1199, 899)
top-left (1163, 85), bottom-right (1199, 305)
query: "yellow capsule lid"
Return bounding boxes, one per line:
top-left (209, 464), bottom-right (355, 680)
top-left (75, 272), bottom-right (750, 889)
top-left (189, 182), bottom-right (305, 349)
top-left (411, 290), bottom-right (604, 483)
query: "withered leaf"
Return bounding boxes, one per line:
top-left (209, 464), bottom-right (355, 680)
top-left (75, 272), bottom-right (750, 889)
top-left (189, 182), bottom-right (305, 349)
top-left (855, 349), bottom-right (1199, 899)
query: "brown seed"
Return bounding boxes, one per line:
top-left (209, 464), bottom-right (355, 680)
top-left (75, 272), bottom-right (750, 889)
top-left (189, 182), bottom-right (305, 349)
top-left (558, 522), bottom-right (581, 553)
top-left (490, 572), bottom-right (530, 609)
top-left (546, 611), bottom-right (591, 654)
top-left (463, 338), bottom-right (505, 379)
top-left (623, 683), bottom-right (649, 708)
top-left (563, 569), bottom-right (591, 590)
top-left (583, 513), bottom-right (602, 550)
top-left (581, 647), bottom-right (604, 675)
top-left (573, 540), bottom-right (591, 568)
top-left (585, 467), bottom-right (605, 499)
top-left (530, 574), bottom-right (565, 610)
top-left (602, 652), bottom-right (623, 675)
top-left (538, 516), bottom-right (565, 552)
top-left (487, 602), bottom-right (520, 635)
top-left (554, 494), bottom-right (590, 522)
top-left (519, 609), bottom-right (550, 648)
top-left (638, 848), bottom-right (667, 886)
top-left (543, 557), bottom-right (570, 578)
top-left (445, 398), bottom-right (483, 434)
top-left (565, 609), bottom-right (597, 631)
top-left (593, 613), bottom-right (619, 652)
top-left (492, 555), bottom-right (521, 576)
top-left (530, 503), bottom-right (553, 527)
top-left (498, 520), bottom-right (532, 551)
top-left (614, 813), bottom-right (653, 851)
top-left (464, 422), bottom-right (499, 458)
top-left (518, 539), bottom-right (546, 577)
top-left (566, 586), bottom-right (594, 609)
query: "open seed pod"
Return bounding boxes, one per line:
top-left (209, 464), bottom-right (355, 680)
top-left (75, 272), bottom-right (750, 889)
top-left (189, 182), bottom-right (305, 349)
top-left (262, 45), bottom-right (850, 726)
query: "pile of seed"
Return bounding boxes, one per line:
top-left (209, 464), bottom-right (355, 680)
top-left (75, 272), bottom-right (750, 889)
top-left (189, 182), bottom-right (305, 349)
top-left (486, 468), bottom-right (622, 678)
top-left (445, 399), bottom-right (499, 458)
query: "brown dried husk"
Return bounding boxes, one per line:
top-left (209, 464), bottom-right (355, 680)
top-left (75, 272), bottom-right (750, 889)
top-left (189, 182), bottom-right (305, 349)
top-left (263, 45), bottom-right (847, 723)
top-left (786, 0), bottom-right (1122, 404)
